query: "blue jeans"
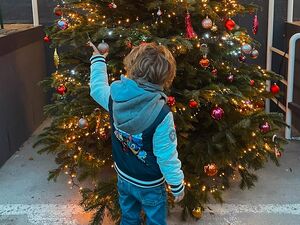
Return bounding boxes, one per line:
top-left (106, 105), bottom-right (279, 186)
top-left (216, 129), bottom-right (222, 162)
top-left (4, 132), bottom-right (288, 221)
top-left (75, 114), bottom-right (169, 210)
top-left (117, 176), bottom-right (167, 225)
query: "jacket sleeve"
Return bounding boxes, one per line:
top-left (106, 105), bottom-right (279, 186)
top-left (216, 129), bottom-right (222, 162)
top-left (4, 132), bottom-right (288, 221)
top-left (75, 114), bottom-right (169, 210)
top-left (90, 54), bottom-right (110, 111)
top-left (153, 112), bottom-right (185, 196)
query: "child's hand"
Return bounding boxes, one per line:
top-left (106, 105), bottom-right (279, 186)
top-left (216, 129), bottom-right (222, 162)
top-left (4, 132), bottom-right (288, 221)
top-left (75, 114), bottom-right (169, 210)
top-left (87, 41), bottom-right (100, 55)
top-left (174, 191), bottom-right (185, 203)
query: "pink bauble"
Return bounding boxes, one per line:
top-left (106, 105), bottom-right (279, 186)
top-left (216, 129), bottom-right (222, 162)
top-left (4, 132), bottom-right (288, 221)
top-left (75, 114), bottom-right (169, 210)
top-left (211, 107), bottom-right (225, 120)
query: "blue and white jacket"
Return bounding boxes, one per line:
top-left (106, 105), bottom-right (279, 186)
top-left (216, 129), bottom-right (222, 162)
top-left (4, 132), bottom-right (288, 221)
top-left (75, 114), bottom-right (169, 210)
top-left (90, 54), bottom-right (184, 196)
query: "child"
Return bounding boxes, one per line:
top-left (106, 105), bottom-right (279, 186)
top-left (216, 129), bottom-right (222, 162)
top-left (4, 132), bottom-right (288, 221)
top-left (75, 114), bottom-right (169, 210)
top-left (88, 41), bottom-right (185, 225)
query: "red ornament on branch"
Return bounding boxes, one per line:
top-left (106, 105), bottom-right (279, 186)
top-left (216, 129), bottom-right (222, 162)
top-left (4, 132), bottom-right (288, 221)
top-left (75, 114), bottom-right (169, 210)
top-left (250, 79), bottom-right (255, 86)
top-left (252, 14), bottom-right (259, 35)
top-left (53, 5), bottom-right (63, 17)
top-left (56, 84), bottom-right (67, 95)
top-left (211, 68), bottom-right (218, 77)
top-left (167, 96), bottom-right (176, 106)
top-left (43, 35), bottom-right (51, 43)
top-left (185, 12), bottom-right (197, 39)
top-left (189, 100), bottom-right (198, 108)
top-left (270, 83), bottom-right (280, 94)
top-left (199, 57), bottom-right (210, 68)
top-left (204, 163), bottom-right (218, 176)
top-left (259, 121), bottom-right (271, 133)
top-left (225, 18), bottom-right (236, 31)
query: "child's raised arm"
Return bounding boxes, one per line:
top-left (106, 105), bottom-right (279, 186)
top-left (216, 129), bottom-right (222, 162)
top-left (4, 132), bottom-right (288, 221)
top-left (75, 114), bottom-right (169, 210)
top-left (89, 42), bottom-right (110, 111)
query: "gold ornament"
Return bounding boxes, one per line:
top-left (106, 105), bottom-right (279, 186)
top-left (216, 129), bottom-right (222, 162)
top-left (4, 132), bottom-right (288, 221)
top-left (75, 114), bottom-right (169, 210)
top-left (211, 23), bottom-right (218, 32)
top-left (54, 48), bottom-right (60, 69)
top-left (192, 207), bottom-right (203, 219)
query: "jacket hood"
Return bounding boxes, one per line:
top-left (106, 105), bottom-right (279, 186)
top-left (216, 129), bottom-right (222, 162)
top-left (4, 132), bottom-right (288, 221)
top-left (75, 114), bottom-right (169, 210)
top-left (110, 76), bottom-right (167, 134)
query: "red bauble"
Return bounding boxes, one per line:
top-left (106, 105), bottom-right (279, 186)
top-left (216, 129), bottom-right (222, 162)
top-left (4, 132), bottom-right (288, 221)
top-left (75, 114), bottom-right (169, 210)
top-left (199, 58), bottom-right (210, 68)
top-left (259, 121), bottom-right (271, 133)
top-left (250, 79), bottom-right (255, 86)
top-left (53, 5), bottom-right (63, 16)
top-left (43, 36), bottom-right (51, 43)
top-left (189, 100), bottom-right (198, 108)
top-left (225, 18), bottom-right (236, 31)
top-left (167, 96), bottom-right (176, 106)
top-left (56, 84), bottom-right (67, 95)
top-left (211, 107), bottom-right (224, 120)
top-left (275, 147), bottom-right (282, 158)
top-left (239, 55), bottom-right (246, 63)
top-left (204, 163), bottom-right (218, 176)
top-left (270, 83), bottom-right (280, 94)
top-left (211, 68), bottom-right (218, 77)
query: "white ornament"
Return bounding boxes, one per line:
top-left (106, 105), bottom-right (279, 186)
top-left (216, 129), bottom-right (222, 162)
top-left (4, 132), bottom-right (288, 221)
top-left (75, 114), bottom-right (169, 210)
top-left (202, 17), bottom-right (213, 29)
top-left (157, 8), bottom-right (162, 16)
top-left (250, 49), bottom-right (259, 59)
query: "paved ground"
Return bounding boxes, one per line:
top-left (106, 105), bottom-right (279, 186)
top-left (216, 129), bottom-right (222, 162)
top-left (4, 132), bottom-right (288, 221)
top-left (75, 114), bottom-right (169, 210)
top-left (0, 120), bottom-right (300, 225)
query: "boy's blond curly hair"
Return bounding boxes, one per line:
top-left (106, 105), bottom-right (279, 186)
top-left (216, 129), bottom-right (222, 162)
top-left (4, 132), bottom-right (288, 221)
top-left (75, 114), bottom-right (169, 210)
top-left (123, 43), bottom-right (176, 89)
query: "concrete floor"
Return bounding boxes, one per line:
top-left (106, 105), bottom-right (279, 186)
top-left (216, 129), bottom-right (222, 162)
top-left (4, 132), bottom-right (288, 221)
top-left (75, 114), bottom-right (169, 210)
top-left (1, 120), bottom-right (300, 225)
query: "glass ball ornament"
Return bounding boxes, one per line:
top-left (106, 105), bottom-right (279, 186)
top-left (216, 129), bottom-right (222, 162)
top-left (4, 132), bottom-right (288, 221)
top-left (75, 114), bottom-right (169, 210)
top-left (211, 68), bottom-right (218, 77)
top-left (53, 5), bottom-right (63, 16)
top-left (189, 100), bottom-right (198, 108)
top-left (225, 18), bottom-right (236, 31)
top-left (241, 44), bottom-right (252, 54)
top-left (192, 207), bottom-right (203, 219)
top-left (259, 121), bottom-right (271, 133)
top-left (250, 79), bottom-right (255, 86)
top-left (211, 107), bottom-right (224, 120)
top-left (250, 49), bottom-right (259, 59)
top-left (56, 84), bottom-right (67, 95)
top-left (204, 163), bottom-right (218, 176)
top-left (43, 35), bottom-right (51, 43)
top-left (78, 118), bottom-right (89, 129)
top-left (270, 83), bottom-right (280, 94)
top-left (57, 18), bottom-right (69, 30)
top-left (97, 41), bottom-right (109, 55)
top-left (239, 55), bottom-right (246, 63)
top-left (167, 96), bottom-right (176, 106)
top-left (199, 57), bottom-right (210, 68)
top-left (202, 17), bottom-right (213, 29)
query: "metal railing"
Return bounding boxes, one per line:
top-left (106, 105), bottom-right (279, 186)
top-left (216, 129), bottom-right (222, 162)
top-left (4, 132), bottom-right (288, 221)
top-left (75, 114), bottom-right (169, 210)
top-left (266, 0), bottom-right (300, 140)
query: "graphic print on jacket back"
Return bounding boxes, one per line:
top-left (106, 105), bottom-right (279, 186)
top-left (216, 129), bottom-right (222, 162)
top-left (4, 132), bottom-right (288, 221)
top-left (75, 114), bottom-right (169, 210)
top-left (114, 127), bottom-right (148, 163)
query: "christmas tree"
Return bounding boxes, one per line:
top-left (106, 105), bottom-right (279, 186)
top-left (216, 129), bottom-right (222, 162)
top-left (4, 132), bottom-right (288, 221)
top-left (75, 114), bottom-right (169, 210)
top-left (37, 0), bottom-right (286, 223)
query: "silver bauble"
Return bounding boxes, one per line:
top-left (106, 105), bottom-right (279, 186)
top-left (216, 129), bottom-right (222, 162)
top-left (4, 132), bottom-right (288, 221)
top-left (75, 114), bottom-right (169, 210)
top-left (97, 41), bottom-right (109, 54)
top-left (78, 118), bottom-right (88, 129)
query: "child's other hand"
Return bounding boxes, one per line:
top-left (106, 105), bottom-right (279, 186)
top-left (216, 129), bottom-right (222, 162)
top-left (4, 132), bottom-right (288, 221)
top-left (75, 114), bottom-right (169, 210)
top-left (174, 191), bottom-right (185, 203)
